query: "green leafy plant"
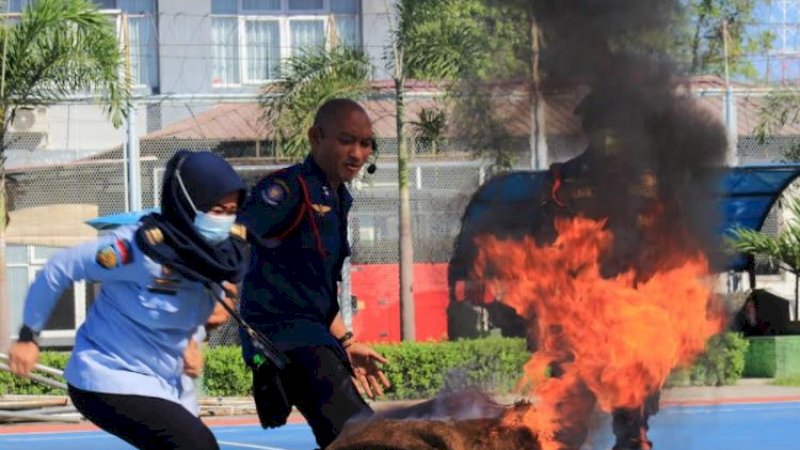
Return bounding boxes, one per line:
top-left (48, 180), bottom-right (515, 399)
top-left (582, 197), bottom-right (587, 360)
top-left (730, 196), bottom-right (800, 317)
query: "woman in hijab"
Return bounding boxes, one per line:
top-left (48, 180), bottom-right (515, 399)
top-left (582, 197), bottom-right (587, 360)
top-left (8, 150), bottom-right (248, 450)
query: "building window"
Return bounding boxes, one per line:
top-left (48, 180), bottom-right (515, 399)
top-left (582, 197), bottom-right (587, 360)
top-left (7, 245), bottom-right (91, 345)
top-left (211, 0), bottom-right (361, 86)
top-left (5, 1), bottom-right (159, 89)
top-left (97, 0), bottom-right (159, 89)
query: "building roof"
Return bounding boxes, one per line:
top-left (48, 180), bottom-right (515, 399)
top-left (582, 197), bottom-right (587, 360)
top-left (143, 103), bottom-right (267, 141)
top-left (140, 76), bottom-right (800, 143)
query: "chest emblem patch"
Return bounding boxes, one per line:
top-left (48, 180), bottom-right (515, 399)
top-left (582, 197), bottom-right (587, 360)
top-left (312, 204), bottom-right (332, 216)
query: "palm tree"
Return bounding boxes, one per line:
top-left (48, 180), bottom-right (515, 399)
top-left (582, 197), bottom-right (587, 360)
top-left (731, 196), bottom-right (800, 319)
top-left (259, 46), bottom-right (372, 159)
top-left (389, 0), bottom-right (496, 340)
top-left (0, 0), bottom-right (131, 350)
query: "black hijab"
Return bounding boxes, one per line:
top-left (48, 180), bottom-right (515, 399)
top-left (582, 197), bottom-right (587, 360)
top-left (135, 150), bottom-right (248, 285)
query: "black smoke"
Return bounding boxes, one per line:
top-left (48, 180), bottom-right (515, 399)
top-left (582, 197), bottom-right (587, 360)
top-left (450, 0), bottom-right (729, 290)
top-left (530, 0), bottom-right (728, 274)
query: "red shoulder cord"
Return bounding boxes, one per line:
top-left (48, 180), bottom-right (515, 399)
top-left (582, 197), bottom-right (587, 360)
top-left (263, 175), bottom-right (326, 257)
top-left (550, 165), bottom-right (565, 207)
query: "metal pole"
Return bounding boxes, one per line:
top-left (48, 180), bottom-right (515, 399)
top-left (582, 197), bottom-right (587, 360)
top-left (340, 225), bottom-right (353, 331)
top-left (0, 410), bottom-right (81, 423)
top-left (0, 353), bottom-right (64, 378)
top-left (0, 362), bottom-right (67, 390)
top-left (722, 20), bottom-right (738, 167)
top-left (127, 102), bottom-right (141, 211)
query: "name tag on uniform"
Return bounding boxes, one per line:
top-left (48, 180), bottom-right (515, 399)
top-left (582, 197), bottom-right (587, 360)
top-left (147, 266), bottom-right (181, 295)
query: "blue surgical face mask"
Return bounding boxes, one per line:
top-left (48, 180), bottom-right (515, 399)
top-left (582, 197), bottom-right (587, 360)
top-left (193, 212), bottom-right (235, 245)
top-left (175, 164), bottom-right (235, 245)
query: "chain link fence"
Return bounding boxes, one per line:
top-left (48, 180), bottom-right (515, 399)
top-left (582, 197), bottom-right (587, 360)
top-left (4, 90), bottom-right (799, 347)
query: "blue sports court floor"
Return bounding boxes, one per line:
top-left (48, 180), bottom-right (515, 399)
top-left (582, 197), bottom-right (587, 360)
top-left (0, 401), bottom-right (797, 449)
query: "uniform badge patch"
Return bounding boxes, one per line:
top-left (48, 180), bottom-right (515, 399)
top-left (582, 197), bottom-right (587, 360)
top-left (96, 239), bottom-right (133, 269)
top-left (143, 227), bottom-right (164, 246)
top-left (230, 223), bottom-right (247, 240)
top-left (262, 180), bottom-right (289, 206)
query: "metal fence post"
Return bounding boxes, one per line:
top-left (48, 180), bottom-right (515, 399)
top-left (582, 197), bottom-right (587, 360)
top-left (126, 102), bottom-right (142, 211)
top-left (340, 217), bottom-right (353, 331)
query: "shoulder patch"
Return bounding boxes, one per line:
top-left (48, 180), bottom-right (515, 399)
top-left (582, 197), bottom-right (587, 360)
top-left (230, 223), bottom-right (247, 240)
top-left (96, 238), bottom-right (133, 269)
top-left (261, 179), bottom-right (290, 206)
top-left (143, 227), bottom-right (164, 246)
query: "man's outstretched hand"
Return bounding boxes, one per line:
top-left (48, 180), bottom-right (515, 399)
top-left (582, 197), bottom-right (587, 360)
top-left (345, 342), bottom-right (390, 399)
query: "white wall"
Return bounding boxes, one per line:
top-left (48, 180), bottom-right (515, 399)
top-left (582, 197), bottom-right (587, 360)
top-left (362, 0), bottom-right (395, 80)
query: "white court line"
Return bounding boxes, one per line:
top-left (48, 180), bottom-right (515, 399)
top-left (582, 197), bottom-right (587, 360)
top-left (218, 441), bottom-right (290, 450)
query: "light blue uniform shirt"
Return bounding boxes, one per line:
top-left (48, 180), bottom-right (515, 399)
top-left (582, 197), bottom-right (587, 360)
top-left (23, 225), bottom-right (218, 408)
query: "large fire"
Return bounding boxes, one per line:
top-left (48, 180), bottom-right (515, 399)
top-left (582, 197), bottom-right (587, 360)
top-left (472, 216), bottom-right (725, 450)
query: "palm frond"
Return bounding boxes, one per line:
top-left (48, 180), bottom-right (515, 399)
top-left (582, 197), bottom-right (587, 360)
top-left (731, 194), bottom-right (800, 275)
top-left (0, 0), bottom-right (131, 130)
top-left (258, 46), bottom-right (372, 158)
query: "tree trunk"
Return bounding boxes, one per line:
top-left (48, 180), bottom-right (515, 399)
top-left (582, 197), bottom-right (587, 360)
top-left (0, 168), bottom-right (8, 351)
top-left (795, 273), bottom-right (798, 321)
top-left (689, 13), bottom-right (706, 74)
top-left (0, 112), bottom-right (8, 351)
top-left (396, 77), bottom-right (415, 342)
top-left (529, 13), bottom-right (547, 170)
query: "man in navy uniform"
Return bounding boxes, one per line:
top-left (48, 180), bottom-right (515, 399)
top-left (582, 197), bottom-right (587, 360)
top-left (238, 98), bottom-right (390, 449)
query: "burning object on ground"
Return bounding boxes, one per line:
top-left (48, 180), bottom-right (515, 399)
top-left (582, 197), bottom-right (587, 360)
top-left (328, 391), bottom-right (539, 450)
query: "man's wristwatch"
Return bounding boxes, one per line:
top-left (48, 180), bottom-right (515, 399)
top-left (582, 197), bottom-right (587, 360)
top-left (18, 325), bottom-right (40, 347)
top-left (337, 331), bottom-right (354, 348)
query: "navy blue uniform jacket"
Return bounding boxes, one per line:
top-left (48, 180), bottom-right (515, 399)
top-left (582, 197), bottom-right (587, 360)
top-left (238, 156), bottom-right (352, 363)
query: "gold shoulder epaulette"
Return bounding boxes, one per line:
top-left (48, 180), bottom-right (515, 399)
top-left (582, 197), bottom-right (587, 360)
top-left (230, 223), bottom-right (247, 240)
top-left (143, 227), bottom-right (164, 245)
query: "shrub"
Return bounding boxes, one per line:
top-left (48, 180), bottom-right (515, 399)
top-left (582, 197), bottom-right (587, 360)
top-left (665, 332), bottom-right (749, 387)
top-left (1, 334), bottom-right (748, 399)
top-left (201, 345), bottom-right (252, 397)
top-left (372, 337), bottom-right (529, 399)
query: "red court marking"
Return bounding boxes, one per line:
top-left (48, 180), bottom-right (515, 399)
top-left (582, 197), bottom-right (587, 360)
top-left (0, 413), bottom-right (305, 435)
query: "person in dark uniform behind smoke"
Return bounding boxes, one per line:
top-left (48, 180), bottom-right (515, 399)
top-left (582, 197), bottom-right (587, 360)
top-left (448, 89), bottom-right (669, 450)
top-left (548, 90), bottom-right (663, 450)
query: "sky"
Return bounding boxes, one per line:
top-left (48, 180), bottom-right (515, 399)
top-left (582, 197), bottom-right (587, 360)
top-left (752, 0), bottom-right (800, 83)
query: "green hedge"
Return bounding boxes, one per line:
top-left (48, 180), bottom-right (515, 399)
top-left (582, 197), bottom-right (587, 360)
top-left (1, 334), bottom-right (749, 398)
top-left (201, 346), bottom-right (252, 397)
top-left (372, 337), bottom-right (530, 399)
top-left (743, 335), bottom-right (800, 378)
top-left (665, 332), bottom-right (749, 387)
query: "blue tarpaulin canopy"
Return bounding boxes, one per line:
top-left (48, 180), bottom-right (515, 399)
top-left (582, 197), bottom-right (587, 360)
top-left (84, 208), bottom-right (159, 230)
top-left (718, 164), bottom-right (800, 270)
top-left (460, 163), bottom-right (800, 272)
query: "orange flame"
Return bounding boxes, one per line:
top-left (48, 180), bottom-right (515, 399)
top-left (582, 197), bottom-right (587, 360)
top-left (473, 216), bottom-right (724, 450)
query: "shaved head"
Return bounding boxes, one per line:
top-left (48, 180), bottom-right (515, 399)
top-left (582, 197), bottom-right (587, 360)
top-left (308, 98), bottom-right (374, 189)
top-left (313, 98), bottom-right (368, 129)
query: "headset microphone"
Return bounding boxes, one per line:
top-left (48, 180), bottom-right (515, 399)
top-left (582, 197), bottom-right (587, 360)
top-left (366, 138), bottom-right (378, 174)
